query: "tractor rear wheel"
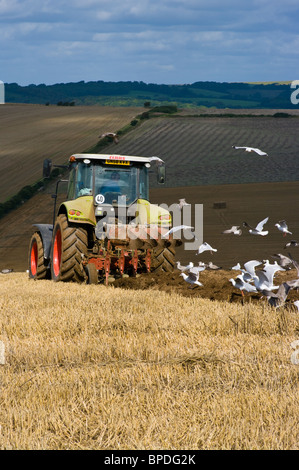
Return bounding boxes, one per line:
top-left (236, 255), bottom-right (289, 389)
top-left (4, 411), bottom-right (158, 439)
top-left (51, 214), bottom-right (88, 283)
top-left (151, 240), bottom-right (176, 272)
top-left (28, 231), bottom-right (50, 280)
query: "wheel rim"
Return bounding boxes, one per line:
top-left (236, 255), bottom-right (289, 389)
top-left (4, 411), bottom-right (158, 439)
top-left (53, 228), bottom-right (62, 277)
top-left (30, 241), bottom-right (38, 276)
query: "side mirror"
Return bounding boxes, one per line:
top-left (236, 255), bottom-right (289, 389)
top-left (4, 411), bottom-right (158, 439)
top-left (157, 163), bottom-right (165, 184)
top-left (43, 159), bottom-right (52, 178)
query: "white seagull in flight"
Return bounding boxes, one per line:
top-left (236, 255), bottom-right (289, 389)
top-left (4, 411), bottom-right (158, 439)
top-left (196, 242), bottom-right (217, 255)
top-left (243, 217), bottom-right (269, 236)
top-left (162, 225), bottom-right (195, 239)
top-left (222, 225), bottom-right (242, 236)
top-left (99, 132), bottom-right (119, 143)
top-left (232, 145), bottom-right (268, 156)
top-left (284, 240), bottom-right (298, 249)
top-left (177, 198), bottom-right (191, 210)
top-left (149, 156), bottom-right (165, 166)
top-left (176, 261), bottom-right (194, 272)
top-left (180, 270), bottom-right (203, 287)
top-left (275, 220), bottom-right (292, 237)
top-left (229, 274), bottom-right (257, 296)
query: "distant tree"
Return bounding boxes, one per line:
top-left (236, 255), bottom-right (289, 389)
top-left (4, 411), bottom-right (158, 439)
top-left (140, 112), bottom-right (149, 119)
top-left (57, 100), bottom-right (75, 106)
top-left (273, 112), bottom-right (290, 118)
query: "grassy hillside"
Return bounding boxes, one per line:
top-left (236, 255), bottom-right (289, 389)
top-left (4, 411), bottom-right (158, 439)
top-left (4, 80), bottom-right (297, 109)
top-left (0, 273), bottom-right (298, 450)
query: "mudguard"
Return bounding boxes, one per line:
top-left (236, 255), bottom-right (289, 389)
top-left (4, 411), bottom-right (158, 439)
top-left (32, 224), bottom-right (53, 260)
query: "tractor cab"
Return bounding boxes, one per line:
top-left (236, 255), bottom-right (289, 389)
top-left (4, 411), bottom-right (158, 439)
top-left (62, 154), bottom-right (168, 234)
top-left (67, 154), bottom-right (154, 206)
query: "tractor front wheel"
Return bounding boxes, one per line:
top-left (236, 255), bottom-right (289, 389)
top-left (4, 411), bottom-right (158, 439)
top-left (51, 214), bottom-right (88, 283)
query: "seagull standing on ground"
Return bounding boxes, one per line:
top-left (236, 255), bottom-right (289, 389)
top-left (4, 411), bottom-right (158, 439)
top-left (232, 145), bottom-right (268, 156)
top-left (207, 261), bottom-right (222, 270)
top-left (243, 217), bottom-right (269, 236)
top-left (275, 220), bottom-right (292, 236)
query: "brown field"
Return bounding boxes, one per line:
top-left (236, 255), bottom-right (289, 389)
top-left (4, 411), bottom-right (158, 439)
top-left (0, 104), bottom-right (143, 202)
top-left (109, 113), bottom-right (299, 188)
top-left (0, 105), bottom-right (298, 450)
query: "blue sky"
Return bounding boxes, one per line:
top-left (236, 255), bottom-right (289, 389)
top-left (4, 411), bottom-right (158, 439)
top-left (1, 0), bottom-right (299, 85)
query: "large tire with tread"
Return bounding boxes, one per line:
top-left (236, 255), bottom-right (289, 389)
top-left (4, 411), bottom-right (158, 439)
top-left (28, 231), bottom-right (50, 280)
top-left (151, 240), bottom-right (176, 272)
top-left (51, 214), bottom-right (88, 283)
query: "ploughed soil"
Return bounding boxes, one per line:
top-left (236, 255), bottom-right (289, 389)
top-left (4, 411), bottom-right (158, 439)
top-left (112, 267), bottom-right (299, 306)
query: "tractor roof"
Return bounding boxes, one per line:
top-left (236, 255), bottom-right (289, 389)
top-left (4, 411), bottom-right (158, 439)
top-left (71, 153), bottom-right (154, 164)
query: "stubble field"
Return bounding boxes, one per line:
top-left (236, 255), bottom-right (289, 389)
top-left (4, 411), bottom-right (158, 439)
top-left (0, 272), bottom-right (298, 450)
top-left (0, 104), bottom-right (299, 450)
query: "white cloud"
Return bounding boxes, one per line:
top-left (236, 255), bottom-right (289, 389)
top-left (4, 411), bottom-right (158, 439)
top-left (1, 0), bottom-right (299, 85)
top-left (0, 0), bottom-right (19, 14)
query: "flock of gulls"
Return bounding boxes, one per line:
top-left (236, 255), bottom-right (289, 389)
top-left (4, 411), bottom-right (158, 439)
top-left (171, 196), bottom-right (299, 311)
top-left (169, 145), bottom-right (298, 311)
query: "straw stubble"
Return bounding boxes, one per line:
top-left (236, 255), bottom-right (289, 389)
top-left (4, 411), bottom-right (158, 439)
top-left (0, 273), bottom-right (298, 450)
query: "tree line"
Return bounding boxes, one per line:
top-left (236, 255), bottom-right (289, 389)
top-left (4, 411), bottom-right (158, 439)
top-left (4, 80), bottom-right (296, 109)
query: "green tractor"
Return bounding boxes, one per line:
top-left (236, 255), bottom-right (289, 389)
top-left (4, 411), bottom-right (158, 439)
top-left (28, 153), bottom-right (180, 284)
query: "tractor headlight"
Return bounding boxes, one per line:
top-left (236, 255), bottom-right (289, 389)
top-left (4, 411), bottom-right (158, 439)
top-left (159, 214), bottom-right (171, 221)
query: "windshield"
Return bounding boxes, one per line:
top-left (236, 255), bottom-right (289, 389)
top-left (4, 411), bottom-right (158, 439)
top-left (69, 161), bottom-right (149, 205)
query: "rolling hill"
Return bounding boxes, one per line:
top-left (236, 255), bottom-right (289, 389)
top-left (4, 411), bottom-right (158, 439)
top-left (0, 103), bottom-right (143, 202)
top-left (4, 80), bottom-right (298, 109)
